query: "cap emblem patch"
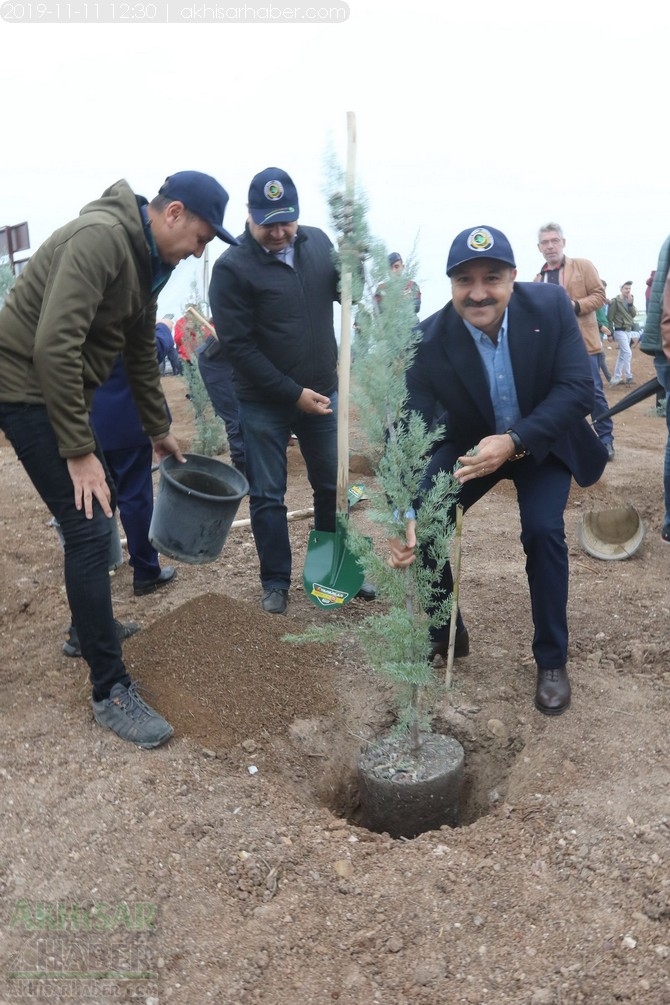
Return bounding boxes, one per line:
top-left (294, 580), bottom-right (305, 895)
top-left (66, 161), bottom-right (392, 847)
top-left (264, 180), bottom-right (285, 202)
top-left (467, 228), bottom-right (494, 252)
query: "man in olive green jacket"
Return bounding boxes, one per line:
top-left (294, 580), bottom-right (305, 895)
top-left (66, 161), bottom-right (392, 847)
top-left (0, 172), bottom-right (237, 748)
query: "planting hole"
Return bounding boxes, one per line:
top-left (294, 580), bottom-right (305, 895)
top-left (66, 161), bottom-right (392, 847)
top-left (314, 715), bottom-right (522, 837)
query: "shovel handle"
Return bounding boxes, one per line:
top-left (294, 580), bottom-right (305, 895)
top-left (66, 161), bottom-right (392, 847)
top-left (445, 504), bottom-right (464, 690)
top-left (187, 305), bottom-right (217, 337)
top-left (336, 111), bottom-right (356, 514)
top-left (231, 507), bottom-right (313, 530)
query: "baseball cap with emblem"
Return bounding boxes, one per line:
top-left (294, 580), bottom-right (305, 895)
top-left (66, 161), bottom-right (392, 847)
top-left (248, 168), bottom-right (300, 226)
top-left (159, 171), bottom-right (238, 245)
top-left (446, 226), bottom-right (516, 276)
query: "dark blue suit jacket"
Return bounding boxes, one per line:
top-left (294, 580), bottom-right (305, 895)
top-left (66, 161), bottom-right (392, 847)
top-left (407, 282), bottom-right (608, 488)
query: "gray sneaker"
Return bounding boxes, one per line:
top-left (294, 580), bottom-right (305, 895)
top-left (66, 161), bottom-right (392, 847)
top-left (92, 682), bottom-right (174, 749)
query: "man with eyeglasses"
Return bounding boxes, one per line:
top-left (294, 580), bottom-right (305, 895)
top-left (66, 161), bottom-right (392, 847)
top-left (533, 223), bottom-right (614, 461)
top-left (209, 167), bottom-right (374, 616)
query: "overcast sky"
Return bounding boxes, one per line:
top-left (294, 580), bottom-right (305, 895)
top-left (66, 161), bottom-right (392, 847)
top-left (1, 0), bottom-right (667, 321)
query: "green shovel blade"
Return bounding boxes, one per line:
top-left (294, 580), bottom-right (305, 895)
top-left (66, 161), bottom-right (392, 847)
top-left (303, 524), bottom-right (365, 610)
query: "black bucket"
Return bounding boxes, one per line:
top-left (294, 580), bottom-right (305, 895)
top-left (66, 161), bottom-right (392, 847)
top-left (149, 453), bottom-right (249, 564)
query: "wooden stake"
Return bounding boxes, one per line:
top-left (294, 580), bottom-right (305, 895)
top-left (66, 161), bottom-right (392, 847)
top-left (445, 504), bottom-right (464, 690)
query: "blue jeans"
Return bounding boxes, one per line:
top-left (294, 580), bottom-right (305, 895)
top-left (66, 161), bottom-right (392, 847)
top-left (239, 394), bottom-right (338, 590)
top-left (426, 448), bottom-right (572, 670)
top-left (589, 355), bottom-right (614, 446)
top-left (103, 442), bottom-right (161, 583)
top-left (197, 345), bottom-right (246, 473)
top-left (612, 330), bottom-right (633, 382)
top-left (654, 354), bottom-right (670, 531)
top-left (0, 403), bottom-right (131, 700)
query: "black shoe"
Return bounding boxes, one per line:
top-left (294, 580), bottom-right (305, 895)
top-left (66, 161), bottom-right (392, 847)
top-left (662, 527), bottom-right (670, 544)
top-left (261, 588), bottom-right (288, 615)
top-left (133, 566), bottom-right (176, 596)
top-left (355, 581), bottom-right (376, 601)
top-left (606, 443), bottom-right (615, 462)
top-left (63, 619), bottom-right (140, 658)
top-left (429, 628), bottom-right (470, 662)
top-left (535, 666), bottom-right (571, 716)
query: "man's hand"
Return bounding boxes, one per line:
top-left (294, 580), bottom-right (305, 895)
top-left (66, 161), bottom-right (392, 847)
top-left (388, 519), bottom-right (417, 569)
top-left (454, 435), bottom-right (515, 485)
top-left (67, 453), bottom-right (112, 520)
top-left (151, 432), bottom-right (186, 464)
top-left (296, 388), bottom-right (333, 415)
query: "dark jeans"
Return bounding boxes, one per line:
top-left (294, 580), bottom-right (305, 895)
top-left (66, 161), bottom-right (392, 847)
top-left (104, 442), bottom-right (160, 583)
top-left (197, 346), bottom-right (245, 472)
top-left (426, 447), bottom-right (572, 670)
top-left (159, 345), bottom-right (183, 376)
top-left (239, 394), bottom-right (338, 590)
top-left (0, 403), bottom-right (131, 700)
top-left (589, 355), bottom-right (614, 446)
top-left (654, 354), bottom-right (670, 531)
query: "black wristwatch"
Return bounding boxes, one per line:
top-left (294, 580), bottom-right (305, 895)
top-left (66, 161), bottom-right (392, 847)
top-left (506, 429), bottom-right (528, 461)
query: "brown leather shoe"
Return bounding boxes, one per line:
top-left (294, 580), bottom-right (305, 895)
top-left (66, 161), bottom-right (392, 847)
top-left (429, 628), bottom-right (470, 662)
top-left (535, 666), bottom-right (571, 715)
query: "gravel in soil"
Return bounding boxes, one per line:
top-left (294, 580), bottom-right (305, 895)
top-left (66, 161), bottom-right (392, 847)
top-left (1, 351), bottom-right (669, 1005)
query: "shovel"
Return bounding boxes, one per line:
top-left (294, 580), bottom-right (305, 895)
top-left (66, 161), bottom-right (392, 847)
top-left (592, 376), bottom-right (664, 424)
top-left (303, 111), bottom-right (365, 609)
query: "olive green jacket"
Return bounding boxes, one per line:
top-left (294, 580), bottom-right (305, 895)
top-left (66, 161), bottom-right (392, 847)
top-left (607, 294), bottom-right (637, 332)
top-left (0, 180), bottom-right (169, 457)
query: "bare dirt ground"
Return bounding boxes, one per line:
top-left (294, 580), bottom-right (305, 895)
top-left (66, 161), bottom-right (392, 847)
top-left (1, 345), bottom-right (669, 1005)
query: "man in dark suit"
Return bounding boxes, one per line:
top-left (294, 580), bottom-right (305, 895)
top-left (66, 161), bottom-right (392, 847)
top-left (389, 226), bottom-right (608, 716)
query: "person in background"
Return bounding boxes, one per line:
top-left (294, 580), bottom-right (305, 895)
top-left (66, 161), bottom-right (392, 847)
top-left (375, 252), bottom-right (422, 317)
top-left (533, 222), bottom-right (614, 460)
top-left (390, 225), bottom-right (608, 717)
top-left (63, 327), bottom-right (178, 656)
top-left (91, 355), bottom-right (177, 596)
top-left (640, 237), bottom-right (670, 541)
top-left (607, 281), bottom-right (637, 386)
top-left (156, 315), bottom-right (183, 376)
top-left (196, 324), bottom-right (246, 476)
top-left (0, 171), bottom-right (237, 748)
top-left (174, 305), bottom-right (202, 364)
top-left (646, 269), bottom-right (656, 311)
top-left (595, 280), bottom-right (613, 383)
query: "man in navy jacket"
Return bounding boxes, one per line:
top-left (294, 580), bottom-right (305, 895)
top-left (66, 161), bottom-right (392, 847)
top-left (389, 226), bottom-right (608, 716)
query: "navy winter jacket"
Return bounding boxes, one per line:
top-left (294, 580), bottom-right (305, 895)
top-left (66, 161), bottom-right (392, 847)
top-left (208, 224), bottom-right (340, 404)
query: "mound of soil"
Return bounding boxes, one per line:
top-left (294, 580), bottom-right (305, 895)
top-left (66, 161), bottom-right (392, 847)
top-left (1, 347), bottom-right (669, 1005)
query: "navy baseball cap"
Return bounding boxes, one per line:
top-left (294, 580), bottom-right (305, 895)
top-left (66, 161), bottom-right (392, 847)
top-left (446, 226), bottom-right (516, 276)
top-left (388, 252), bottom-right (403, 266)
top-left (248, 168), bottom-right (299, 226)
top-left (159, 171), bottom-right (238, 245)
